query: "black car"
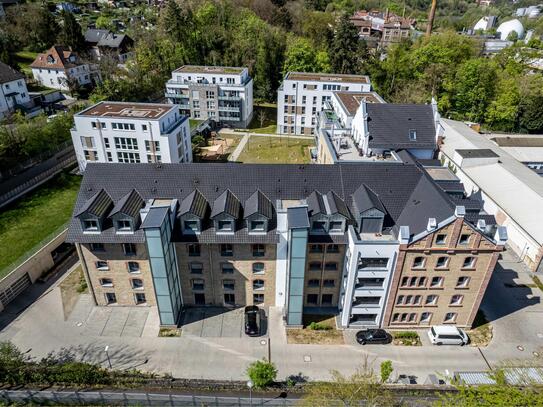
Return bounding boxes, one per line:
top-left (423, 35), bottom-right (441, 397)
top-left (356, 329), bottom-right (392, 345)
top-left (244, 305), bottom-right (261, 336)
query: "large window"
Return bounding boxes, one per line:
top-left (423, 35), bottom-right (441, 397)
top-left (112, 122), bottom-right (135, 131)
top-left (117, 152), bottom-right (140, 163)
top-left (359, 258), bottom-right (389, 270)
top-left (114, 137), bottom-right (138, 150)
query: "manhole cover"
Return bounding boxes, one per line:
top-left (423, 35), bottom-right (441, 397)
top-left (517, 345), bottom-right (525, 351)
top-left (260, 340), bottom-right (267, 346)
top-left (303, 355), bottom-right (311, 362)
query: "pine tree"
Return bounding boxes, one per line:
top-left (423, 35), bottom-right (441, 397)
top-left (33, 6), bottom-right (59, 51)
top-left (58, 11), bottom-right (86, 52)
top-left (328, 13), bottom-right (362, 74)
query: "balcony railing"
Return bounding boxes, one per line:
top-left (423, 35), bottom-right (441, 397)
top-left (165, 92), bottom-right (187, 99)
top-left (218, 106), bottom-right (241, 112)
top-left (218, 95), bottom-right (241, 101)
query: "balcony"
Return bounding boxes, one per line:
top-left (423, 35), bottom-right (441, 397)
top-left (218, 106), bottom-right (241, 112)
top-left (165, 92), bottom-right (187, 99)
top-left (218, 95), bottom-right (242, 101)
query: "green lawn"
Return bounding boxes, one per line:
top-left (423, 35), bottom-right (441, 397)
top-left (247, 105), bottom-right (277, 134)
top-left (189, 119), bottom-right (204, 130)
top-left (237, 137), bottom-right (313, 164)
top-left (14, 51), bottom-right (38, 75)
top-left (0, 172), bottom-right (81, 278)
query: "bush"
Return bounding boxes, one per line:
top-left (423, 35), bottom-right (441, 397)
top-left (246, 359), bottom-right (277, 388)
top-left (380, 360), bottom-right (393, 383)
top-left (393, 331), bottom-right (419, 339)
top-left (307, 322), bottom-right (332, 331)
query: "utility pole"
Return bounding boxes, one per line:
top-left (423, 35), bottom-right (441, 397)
top-left (426, 0), bottom-right (437, 37)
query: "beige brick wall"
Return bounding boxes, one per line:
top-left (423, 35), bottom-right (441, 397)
top-left (304, 244), bottom-right (346, 307)
top-left (80, 243), bottom-right (155, 307)
top-left (175, 243), bottom-right (277, 307)
top-left (384, 219), bottom-right (502, 328)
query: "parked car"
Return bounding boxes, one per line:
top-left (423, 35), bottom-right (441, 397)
top-left (355, 329), bottom-right (392, 345)
top-left (427, 325), bottom-right (469, 346)
top-left (244, 305), bottom-right (261, 336)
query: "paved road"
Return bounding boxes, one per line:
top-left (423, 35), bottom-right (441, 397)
top-left (0, 249), bottom-right (541, 383)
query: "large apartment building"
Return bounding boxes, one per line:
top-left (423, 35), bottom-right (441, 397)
top-left (67, 160), bottom-right (506, 329)
top-left (277, 72), bottom-right (371, 136)
top-left (165, 65), bottom-right (253, 128)
top-left (71, 101), bottom-right (192, 172)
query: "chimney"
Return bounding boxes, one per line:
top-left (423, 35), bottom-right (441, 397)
top-left (455, 206), bottom-right (466, 217)
top-left (494, 226), bottom-right (508, 246)
top-left (477, 219), bottom-right (486, 231)
top-left (399, 226), bottom-right (410, 244)
top-left (427, 218), bottom-right (437, 231)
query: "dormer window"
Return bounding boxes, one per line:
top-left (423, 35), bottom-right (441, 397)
top-left (83, 219), bottom-right (99, 232)
top-left (183, 220), bottom-right (200, 233)
top-left (218, 219), bottom-right (234, 232)
top-left (329, 220), bottom-right (343, 233)
top-left (250, 220), bottom-right (266, 232)
top-left (116, 219), bottom-right (132, 232)
top-left (312, 221), bottom-right (326, 232)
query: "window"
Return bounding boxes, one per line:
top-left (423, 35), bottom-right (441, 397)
top-left (90, 243), bottom-right (105, 252)
top-left (116, 219), bottom-right (132, 232)
top-left (459, 234), bottom-right (470, 245)
top-left (312, 221), bottom-right (326, 232)
top-left (221, 263), bottom-right (234, 274)
top-left (105, 292), bottom-right (117, 304)
top-left (408, 313), bottom-right (417, 322)
top-left (145, 140), bottom-right (160, 152)
top-left (117, 152), bottom-right (140, 163)
top-left (321, 294), bottom-right (333, 305)
top-left (223, 279), bottom-right (235, 291)
top-left (100, 278), bottom-right (113, 287)
top-left (128, 261), bottom-right (140, 273)
top-left (184, 220), bottom-right (199, 233)
top-left (83, 219), bottom-right (99, 231)
top-left (456, 276), bottom-right (470, 288)
top-left (450, 294), bottom-right (464, 305)
top-left (463, 257), bottom-right (476, 269)
top-left (252, 262), bottom-right (265, 274)
top-left (250, 220), bottom-right (265, 232)
top-left (131, 279), bottom-right (144, 290)
top-left (142, 124), bottom-right (148, 131)
top-left (324, 262), bottom-right (337, 271)
top-left (430, 277), bottom-right (443, 288)
top-left (188, 244), bottom-right (200, 257)
top-left (359, 258), bottom-right (388, 269)
top-left (420, 312), bottom-right (432, 324)
top-left (218, 220), bottom-right (233, 232)
top-left (327, 244), bottom-right (339, 253)
top-left (329, 221), bottom-right (343, 232)
top-left (224, 293), bottom-right (235, 305)
top-left (401, 277), bottom-right (409, 287)
top-left (192, 279), bottom-right (204, 290)
top-left (114, 137), bottom-right (138, 150)
top-left (309, 244), bottom-right (324, 253)
top-left (323, 279), bottom-right (335, 287)
top-left (409, 129), bottom-right (417, 141)
top-left (425, 295), bottom-right (438, 305)
top-left (123, 243), bottom-right (137, 256)
top-left (253, 279), bottom-right (265, 290)
top-left (253, 293), bottom-right (264, 304)
top-left (106, 152), bottom-right (113, 162)
top-left (436, 257), bottom-right (448, 268)
top-left (309, 261), bottom-right (321, 271)
top-left (307, 294), bottom-right (318, 304)
top-left (435, 234), bottom-right (447, 245)
top-left (444, 312), bottom-right (457, 323)
top-left (134, 293), bottom-right (146, 305)
top-left (413, 295), bottom-right (422, 305)
top-left (252, 244), bottom-right (265, 257)
top-left (220, 244), bottom-right (233, 257)
top-left (96, 261), bottom-right (109, 271)
top-left (190, 262), bottom-right (203, 274)
top-left (409, 276), bottom-right (418, 287)
top-left (412, 257), bottom-right (425, 268)
top-left (418, 277), bottom-right (427, 287)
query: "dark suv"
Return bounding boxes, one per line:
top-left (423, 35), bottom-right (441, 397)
top-left (244, 305), bottom-right (261, 336)
top-left (356, 329), bottom-right (392, 345)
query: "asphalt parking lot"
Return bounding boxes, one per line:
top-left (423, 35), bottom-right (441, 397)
top-left (180, 306), bottom-right (268, 338)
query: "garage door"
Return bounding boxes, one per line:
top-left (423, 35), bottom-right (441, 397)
top-left (0, 273), bottom-right (31, 307)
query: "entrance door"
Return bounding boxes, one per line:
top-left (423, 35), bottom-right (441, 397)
top-left (194, 293), bottom-right (205, 305)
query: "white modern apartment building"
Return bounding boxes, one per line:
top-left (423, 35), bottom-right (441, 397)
top-left (0, 61), bottom-right (34, 119)
top-left (165, 65), bottom-right (253, 128)
top-left (277, 72), bottom-right (371, 135)
top-left (71, 101), bottom-right (192, 172)
top-left (30, 46), bottom-right (97, 91)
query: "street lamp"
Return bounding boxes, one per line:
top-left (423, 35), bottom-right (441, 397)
top-left (247, 379), bottom-right (254, 406)
top-left (104, 345), bottom-right (112, 369)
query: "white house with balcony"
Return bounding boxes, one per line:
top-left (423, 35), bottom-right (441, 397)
top-left (165, 65), bottom-right (253, 128)
top-left (71, 101), bottom-right (192, 172)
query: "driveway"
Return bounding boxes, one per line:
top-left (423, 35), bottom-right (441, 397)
top-left (181, 307), bottom-right (268, 338)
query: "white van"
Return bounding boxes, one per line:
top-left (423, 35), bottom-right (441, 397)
top-left (428, 325), bottom-right (469, 346)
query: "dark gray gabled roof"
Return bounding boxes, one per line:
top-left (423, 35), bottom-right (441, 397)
top-left (210, 189), bottom-right (240, 218)
top-left (179, 189), bottom-right (208, 218)
top-left (352, 184), bottom-right (385, 214)
top-left (326, 191), bottom-right (351, 218)
top-left (84, 29), bottom-right (109, 44)
top-left (366, 104), bottom-right (436, 150)
top-left (244, 190), bottom-right (273, 219)
top-left (307, 191), bottom-right (325, 217)
top-left (0, 61), bottom-right (24, 84)
top-left (75, 189), bottom-right (112, 218)
top-left (108, 189), bottom-right (144, 218)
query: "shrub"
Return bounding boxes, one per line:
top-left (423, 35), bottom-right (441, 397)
top-left (380, 360), bottom-right (393, 383)
top-left (246, 359), bottom-right (277, 388)
top-left (307, 322), bottom-right (332, 331)
top-left (393, 331), bottom-right (419, 339)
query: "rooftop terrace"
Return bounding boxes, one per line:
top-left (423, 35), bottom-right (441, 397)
top-left (285, 72), bottom-right (370, 84)
top-left (174, 65), bottom-right (245, 75)
top-left (78, 102), bottom-right (176, 120)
